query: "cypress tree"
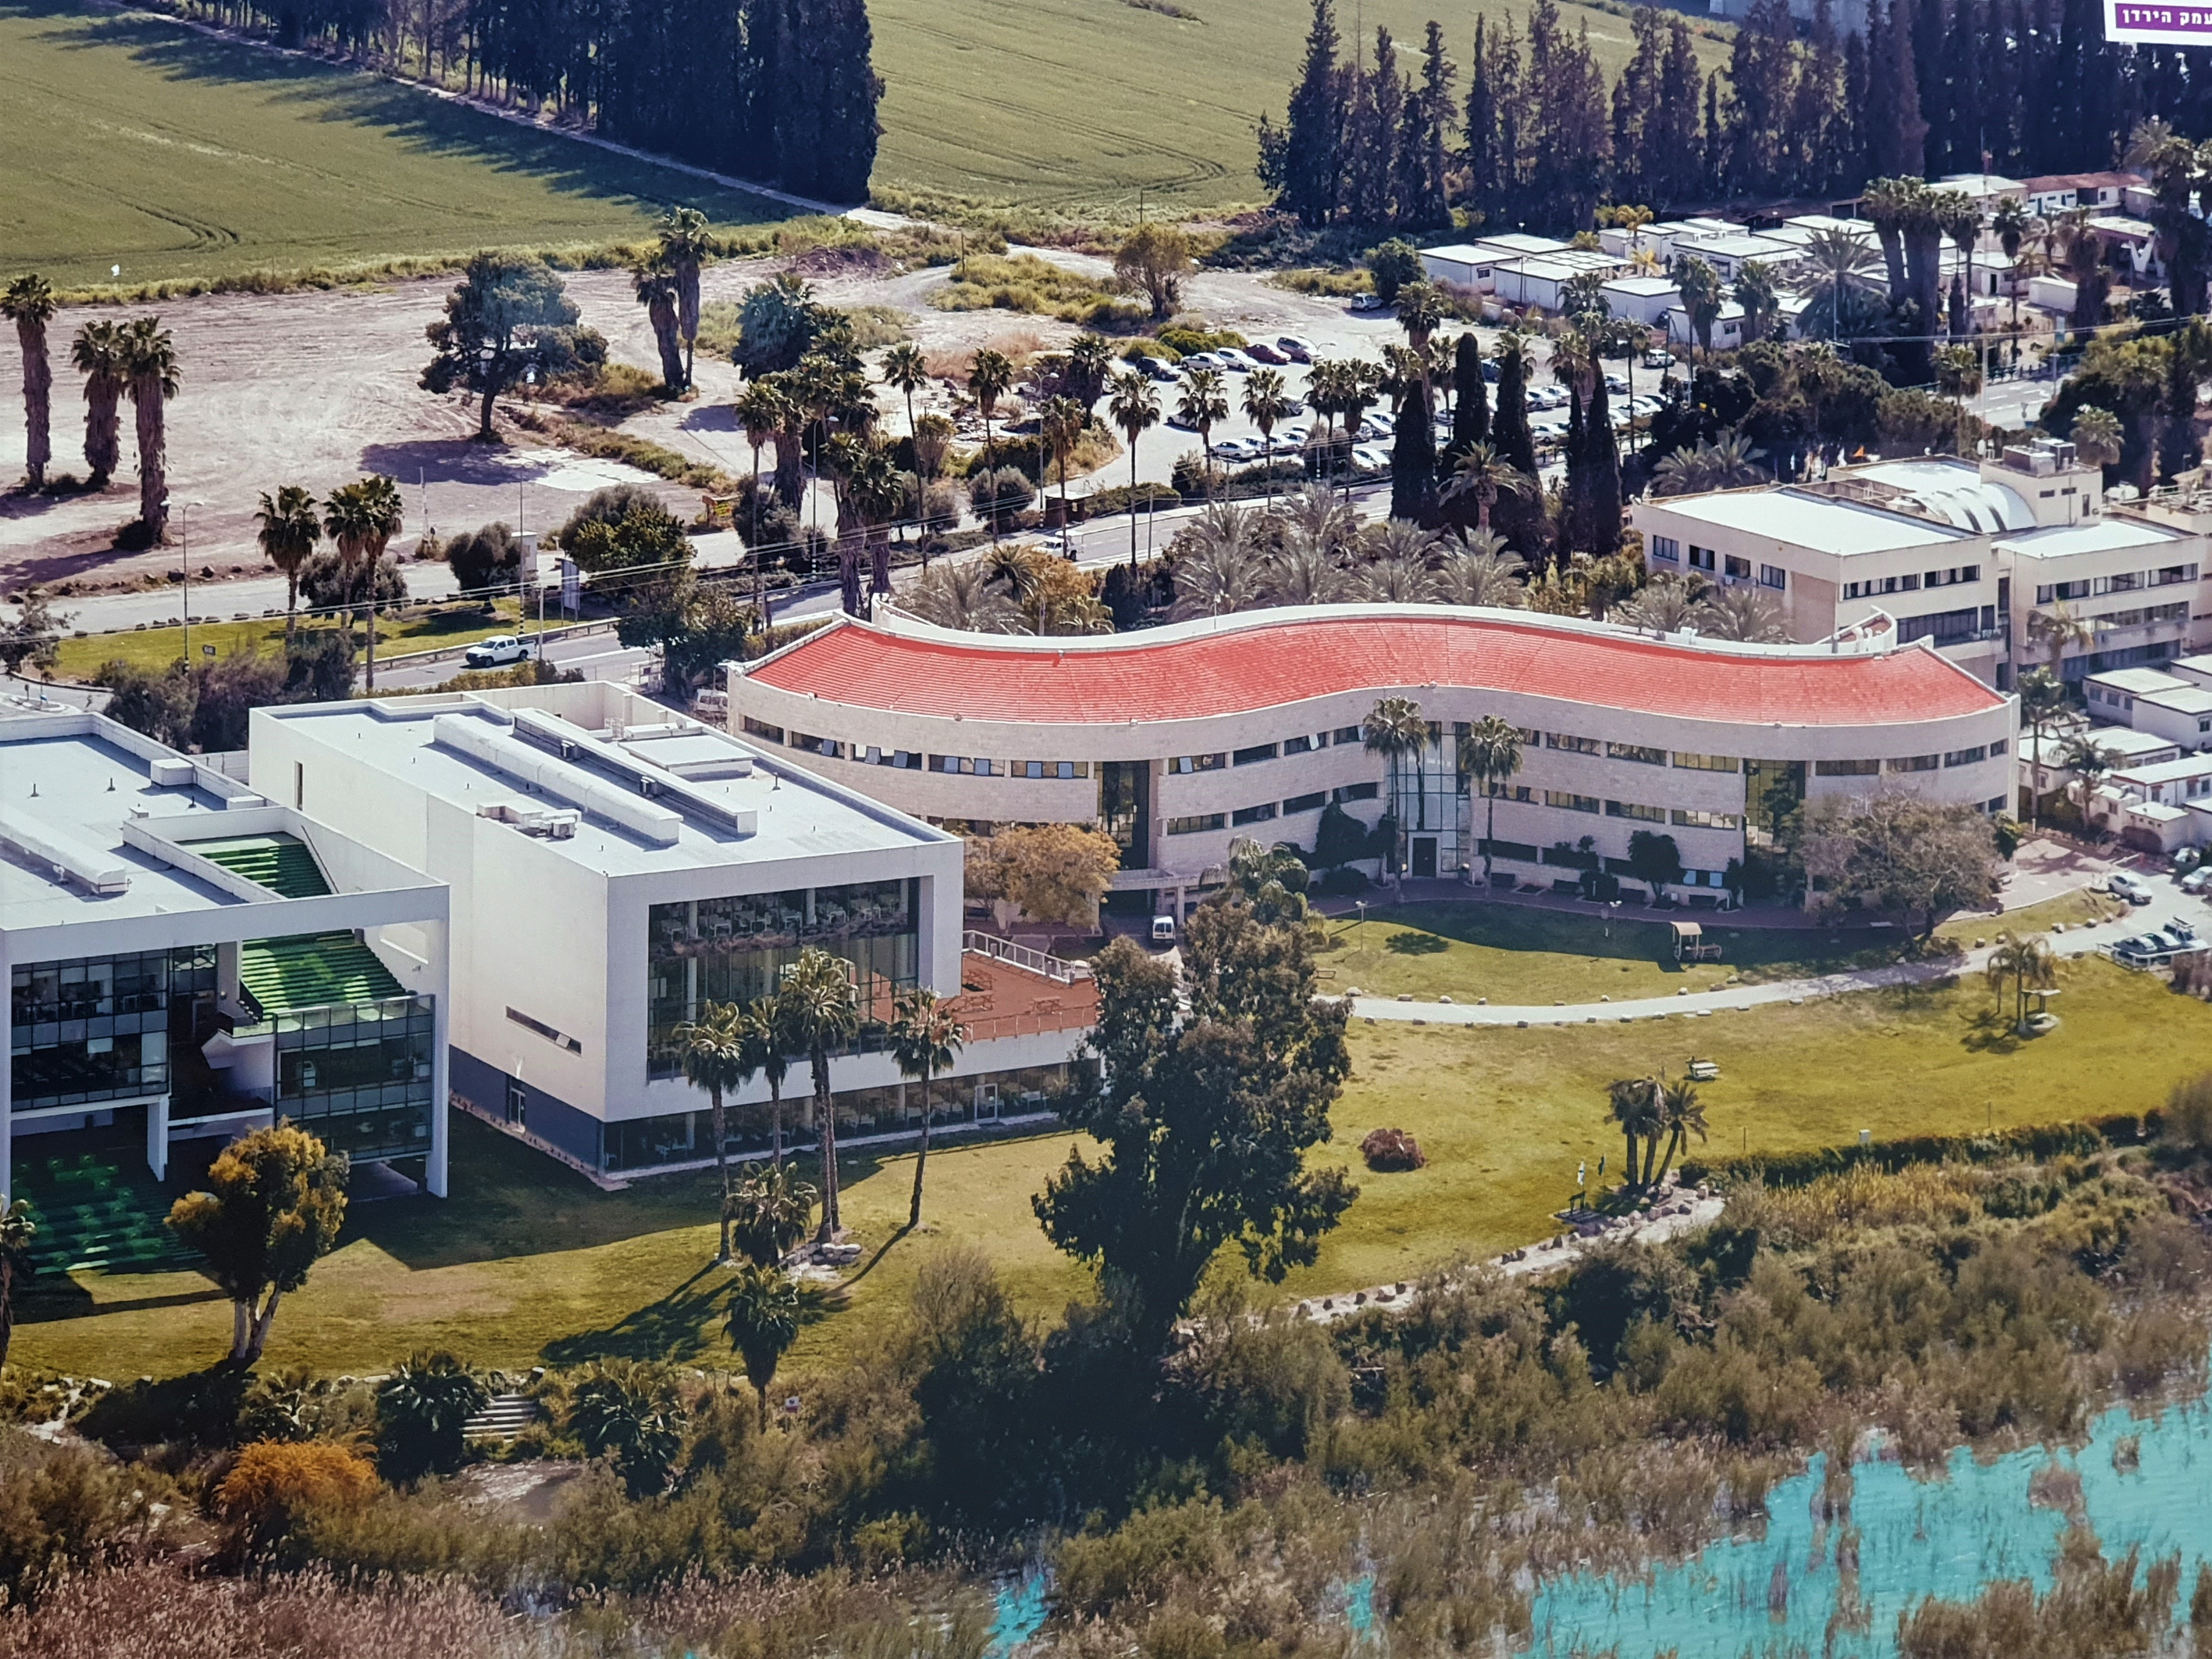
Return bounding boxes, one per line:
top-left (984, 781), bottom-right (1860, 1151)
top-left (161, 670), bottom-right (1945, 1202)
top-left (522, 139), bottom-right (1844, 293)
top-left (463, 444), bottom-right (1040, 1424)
top-left (1464, 17), bottom-right (1500, 216)
top-left (1561, 383), bottom-right (1590, 554)
top-left (1448, 332), bottom-right (1490, 462)
top-left (1585, 371), bottom-right (1621, 556)
top-left (1281, 0), bottom-right (1348, 227)
top-left (1490, 342), bottom-right (1542, 556)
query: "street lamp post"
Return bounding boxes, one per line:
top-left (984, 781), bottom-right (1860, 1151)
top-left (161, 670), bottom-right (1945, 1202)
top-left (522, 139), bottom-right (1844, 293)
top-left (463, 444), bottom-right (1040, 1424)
top-left (171, 498), bottom-right (208, 663)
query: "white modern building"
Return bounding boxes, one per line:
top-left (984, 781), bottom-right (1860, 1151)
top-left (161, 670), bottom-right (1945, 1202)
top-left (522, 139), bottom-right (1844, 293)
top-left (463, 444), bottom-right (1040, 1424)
top-left (1630, 441), bottom-right (2212, 691)
top-left (2083, 667), bottom-right (2212, 752)
top-left (1601, 274), bottom-right (1684, 328)
top-left (3, 711), bottom-right (452, 1209)
top-left (723, 605), bottom-right (2013, 913)
top-left (249, 681), bottom-right (1090, 1177)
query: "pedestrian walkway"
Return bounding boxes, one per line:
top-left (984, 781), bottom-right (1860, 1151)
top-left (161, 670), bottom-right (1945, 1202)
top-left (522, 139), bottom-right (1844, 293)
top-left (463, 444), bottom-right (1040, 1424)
top-left (1346, 890), bottom-right (2170, 1028)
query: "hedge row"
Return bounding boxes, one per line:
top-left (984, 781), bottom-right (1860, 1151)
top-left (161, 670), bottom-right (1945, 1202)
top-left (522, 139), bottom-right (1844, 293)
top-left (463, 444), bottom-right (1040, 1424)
top-left (1679, 1113), bottom-right (2157, 1192)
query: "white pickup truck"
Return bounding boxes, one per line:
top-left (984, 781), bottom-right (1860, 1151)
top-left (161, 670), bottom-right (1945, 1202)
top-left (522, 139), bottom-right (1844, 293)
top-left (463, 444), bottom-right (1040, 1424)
top-left (464, 634), bottom-right (530, 668)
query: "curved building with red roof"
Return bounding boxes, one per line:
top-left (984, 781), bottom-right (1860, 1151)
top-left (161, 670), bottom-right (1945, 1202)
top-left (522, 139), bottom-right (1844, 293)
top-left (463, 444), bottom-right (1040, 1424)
top-left (729, 605), bottom-right (2015, 910)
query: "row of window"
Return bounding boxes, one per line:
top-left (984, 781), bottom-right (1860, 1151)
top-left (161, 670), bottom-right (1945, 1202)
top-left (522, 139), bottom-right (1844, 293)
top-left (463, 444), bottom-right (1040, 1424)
top-left (1842, 564), bottom-right (1984, 601)
top-left (2037, 564), bottom-right (2198, 605)
top-left (1166, 784), bottom-right (1375, 836)
top-left (1487, 784), bottom-right (1744, 830)
top-left (2097, 600), bottom-right (2191, 630)
top-left (1177, 727), bottom-right (1365, 774)
top-left (1814, 746), bottom-right (1989, 776)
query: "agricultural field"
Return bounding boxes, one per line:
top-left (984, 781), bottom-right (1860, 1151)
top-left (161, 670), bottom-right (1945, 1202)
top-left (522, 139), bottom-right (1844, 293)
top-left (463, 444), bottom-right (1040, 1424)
top-left (0, 0), bottom-right (788, 287)
top-left (868, 0), bottom-right (1735, 213)
top-left (19, 953), bottom-right (2203, 1382)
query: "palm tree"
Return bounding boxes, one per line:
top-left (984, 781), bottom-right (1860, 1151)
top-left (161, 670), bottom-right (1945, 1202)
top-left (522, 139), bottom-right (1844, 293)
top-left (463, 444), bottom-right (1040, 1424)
top-left (739, 996), bottom-right (795, 1166)
top-left (828, 433), bottom-right (902, 608)
top-left (1992, 197), bottom-right (2032, 335)
top-left (1242, 367), bottom-right (1294, 512)
top-left (2070, 405), bottom-right (2124, 473)
top-left (656, 206), bottom-right (712, 387)
top-left (321, 475), bottom-right (404, 687)
top-left (1335, 363), bottom-right (1382, 503)
top-left (1169, 501), bottom-right (1269, 618)
top-left (1458, 715), bottom-right (1524, 884)
top-left (889, 988), bottom-right (967, 1227)
top-left (881, 342), bottom-right (929, 460)
top-left (1439, 441), bottom-right (1532, 533)
top-left (2, 275), bottom-right (57, 491)
top-left (2028, 601), bottom-right (2095, 682)
top-left (726, 1262), bottom-right (801, 1430)
top-left (1646, 1074), bottom-right (1708, 1188)
top-left (1691, 585), bottom-right (1788, 643)
top-left (1796, 225), bottom-right (1881, 345)
top-left (1176, 366), bottom-right (1229, 496)
top-left (1107, 369), bottom-right (1161, 570)
top-left (254, 485), bottom-right (321, 642)
top-left (1606, 1076), bottom-right (1660, 1193)
top-left (727, 1161), bottom-right (817, 1267)
top-left (119, 316), bottom-right (180, 541)
top-left (1265, 538), bottom-right (1351, 606)
top-left (70, 319), bottom-right (126, 490)
top-left (1277, 483), bottom-right (1357, 560)
top-left (1305, 359), bottom-right (1350, 491)
top-left (2017, 665), bottom-right (2067, 830)
top-left (1674, 256), bottom-right (1724, 361)
top-left (1938, 196), bottom-right (1984, 338)
top-left (968, 349), bottom-right (1014, 539)
top-left (1613, 573), bottom-right (1702, 632)
top-left (677, 1000), bottom-right (755, 1264)
top-left (1934, 344), bottom-right (1983, 453)
top-left (778, 946), bottom-right (859, 1240)
top-left (1434, 536), bottom-right (1525, 608)
top-left (1065, 332), bottom-right (1116, 408)
top-left (1363, 695), bottom-right (1429, 877)
top-left (735, 379), bottom-right (792, 617)
top-left (1733, 260), bottom-right (1780, 345)
top-left (634, 261), bottom-right (685, 393)
top-left (2057, 733), bottom-right (2120, 833)
top-left (1040, 393), bottom-right (1087, 522)
top-left (906, 560), bottom-right (1022, 630)
top-left (0, 1198), bottom-right (36, 1369)
top-left (1984, 929), bottom-right (2058, 1035)
top-left (1358, 550), bottom-right (1442, 603)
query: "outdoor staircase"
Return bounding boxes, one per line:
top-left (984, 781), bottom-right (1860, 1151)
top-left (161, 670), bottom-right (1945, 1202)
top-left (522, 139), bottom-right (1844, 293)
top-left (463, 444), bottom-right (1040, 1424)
top-left (462, 1393), bottom-right (540, 1442)
top-left (15, 1152), bottom-right (195, 1276)
top-left (188, 833), bottom-right (333, 899)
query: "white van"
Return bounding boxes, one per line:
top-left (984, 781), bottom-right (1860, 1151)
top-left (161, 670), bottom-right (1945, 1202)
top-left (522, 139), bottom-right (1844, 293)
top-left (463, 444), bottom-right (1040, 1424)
top-left (1151, 915), bottom-right (1176, 943)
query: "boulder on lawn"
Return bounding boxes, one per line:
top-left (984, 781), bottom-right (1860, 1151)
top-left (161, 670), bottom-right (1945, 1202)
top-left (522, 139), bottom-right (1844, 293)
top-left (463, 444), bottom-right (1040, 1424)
top-left (1361, 1127), bottom-right (1427, 1171)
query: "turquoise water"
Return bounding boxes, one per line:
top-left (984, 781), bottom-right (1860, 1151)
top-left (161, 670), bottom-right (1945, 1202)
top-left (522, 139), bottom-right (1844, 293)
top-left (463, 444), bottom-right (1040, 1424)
top-left (988, 1571), bottom-right (1051, 1658)
top-left (1530, 1396), bottom-right (2212, 1657)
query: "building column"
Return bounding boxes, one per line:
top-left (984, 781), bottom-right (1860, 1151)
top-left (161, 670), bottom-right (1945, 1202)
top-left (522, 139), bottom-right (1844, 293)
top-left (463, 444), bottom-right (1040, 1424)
top-left (147, 1093), bottom-right (170, 1182)
top-left (216, 941), bottom-right (241, 1007)
top-left (427, 919), bottom-right (452, 1199)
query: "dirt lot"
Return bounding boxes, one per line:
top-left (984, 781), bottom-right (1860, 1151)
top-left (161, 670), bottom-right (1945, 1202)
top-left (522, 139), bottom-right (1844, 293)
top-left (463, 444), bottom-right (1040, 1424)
top-left (0, 249), bottom-right (1442, 606)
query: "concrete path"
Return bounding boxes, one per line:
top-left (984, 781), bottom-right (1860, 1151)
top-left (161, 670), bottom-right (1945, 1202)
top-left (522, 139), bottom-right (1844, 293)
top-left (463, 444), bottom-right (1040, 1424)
top-left (1344, 884), bottom-right (2203, 1029)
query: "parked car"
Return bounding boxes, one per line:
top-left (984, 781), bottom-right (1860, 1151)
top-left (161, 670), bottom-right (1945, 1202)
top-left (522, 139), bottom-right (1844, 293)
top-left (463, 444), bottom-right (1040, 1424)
top-left (1276, 336), bottom-right (1315, 362)
top-left (1358, 414), bottom-right (1395, 439)
top-left (1481, 358), bottom-right (1501, 381)
top-left (1350, 292), bottom-right (1385, 312)
top-left (2182, 867), bottom-right (2212, 894)
top-left (1246, 341), bottom-right (1287, 364)
top-left (2108, 871), bottom-right (2153, 904)
top-left (1350, 443), bottom-right (1392, 471)
top-left (1604, 373), bottom-right (1630, 394)
top-left (1216, 349), bottom-right (1254, 372)
top-left (1210, 437), bottom-right (1256, 460)
top-left (1643, 349), bottom-right (1673, 369)
top-left (1277, 424), bottom-right (1311, 447)
top-left (465, 634), bottom-right (529, 668)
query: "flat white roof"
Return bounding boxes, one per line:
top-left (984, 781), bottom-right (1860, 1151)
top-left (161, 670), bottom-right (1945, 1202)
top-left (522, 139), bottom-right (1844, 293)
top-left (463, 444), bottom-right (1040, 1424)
top-left (0, 724), bottom-right (249, 930)
top-left (2018, 727), bottom-right (2180, 765)
top-left (2168, 652), bottom-right (2212, 681)
top-left (1477, 233), bottom-right (1573, 256)
top-left (1692, 234), bottom-right (1793, 257)
top-left (2140, 686), bottom-right (2212, 715)
top-left (1419, 244), bottom-right (1492, 266)
top-left (2087, 667), bottom-right (2192, 695)
top-left (1782, 214), bottom-right (1875, 235)
top-left (2114, 752), bottom-right (2212, 785)
top-left (1646, 487), bottom-right (1966, 554)
top-left (1502, 254), bottom-right (1616, 281)
top-left (1995, 518), bottom-right (2183, 558)
top-left (1602, 275), bottom-right (1680, 295)
top-left (264, 699), bottom-right (952, 879)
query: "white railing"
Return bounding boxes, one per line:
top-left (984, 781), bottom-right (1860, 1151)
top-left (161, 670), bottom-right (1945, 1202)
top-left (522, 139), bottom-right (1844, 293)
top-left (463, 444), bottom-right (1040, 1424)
top-left (963, 929), bottom-right (1091, 983)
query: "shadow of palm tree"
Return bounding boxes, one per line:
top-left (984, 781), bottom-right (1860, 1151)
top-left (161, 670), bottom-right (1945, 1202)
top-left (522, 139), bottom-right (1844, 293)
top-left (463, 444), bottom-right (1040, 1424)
top-left (539, 1262), bottom-right (728, 1365)
top-left (1959, 1006), bottom-right (2025, 1054)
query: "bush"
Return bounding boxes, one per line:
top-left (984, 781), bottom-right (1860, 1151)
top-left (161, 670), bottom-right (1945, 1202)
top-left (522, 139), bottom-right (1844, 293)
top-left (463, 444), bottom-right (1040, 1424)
top-left (1365, 238), bottom-right (1423, 304)
top-left (550, 483), bottom-right (665, 550)
top-left (298, 551), bottom-right (408, 613)
top-left (2164, 1072), bottom-right (2212, 1153)
top-left (1155, 324), bottom-right (1249, 356)
top-left (374, 1352), bottom-right (487, 1483)
top-left (969, 466), bottom-right (1036, 530)
top-left (78, 1366), bottom-right (249, 1451)
top-left (444, 521), bottom-right (522, 595)
top-left (1361, 1127), bottom-right (1427, 1171)
top-left (213, 1440), bottom-right (378, 1560)
top-left (0, 1430), bottom-right (165, 1607)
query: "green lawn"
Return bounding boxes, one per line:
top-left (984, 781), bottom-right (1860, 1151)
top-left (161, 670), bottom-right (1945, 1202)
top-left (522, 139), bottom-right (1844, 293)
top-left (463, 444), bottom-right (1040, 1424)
top-left (54, 600), bottom-right (528, 681)
top-left (1314, 890), bottom-right (2118, 1005)
top-left (20, 951), bottom-right (2200, 1383)
top-left (0, 1), bottom-right (789, 286)
top-left (870, 0), bottom-right (1734, 213)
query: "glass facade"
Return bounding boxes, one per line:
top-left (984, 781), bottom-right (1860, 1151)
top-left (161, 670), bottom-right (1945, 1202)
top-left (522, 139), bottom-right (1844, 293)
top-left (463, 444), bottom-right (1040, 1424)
top-left (248, 995), bottom-right (437, 1161)
top-left (646, 879), bottom-right (920, 1076)
top-left (605, 1061), bottom-right (1077, 1172)
top-left (9, 948), bottom-right (212, 1110)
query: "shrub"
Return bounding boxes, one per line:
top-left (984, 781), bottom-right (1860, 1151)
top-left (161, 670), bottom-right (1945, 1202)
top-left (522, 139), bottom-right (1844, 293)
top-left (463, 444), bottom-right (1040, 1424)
top-left (0, 1430), bottom-right (164, 1606)
top-left (1360, 1127), bottom-right (1426, 1171)
top-left (564, 1362), bottom-right (686, 1499)
top-left (213, 1440), bottom-right (378, 1560)
top-left (374, 1352), bottom-right (487, 1483)
top-left (78, 1367), bottom-right (249, 1452)
top-left (2164, 1071), bottom-right (2212, 1153)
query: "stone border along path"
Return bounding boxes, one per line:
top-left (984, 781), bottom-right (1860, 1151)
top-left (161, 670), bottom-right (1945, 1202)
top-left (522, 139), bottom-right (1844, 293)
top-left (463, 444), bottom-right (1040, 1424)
top-left (1339, 892), bottom-right (2174, 1030)
top-left (1289, 1181), bottom-right (1728, 1325)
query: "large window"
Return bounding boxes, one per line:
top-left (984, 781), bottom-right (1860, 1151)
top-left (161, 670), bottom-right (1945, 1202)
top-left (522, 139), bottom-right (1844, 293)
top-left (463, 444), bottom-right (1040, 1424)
top-left (10, 947), bottom-right (210, 1110)
top-left (647, 880), bottom-right (919, 1077)
top-left (274, 996), bottom-right (436, 1160)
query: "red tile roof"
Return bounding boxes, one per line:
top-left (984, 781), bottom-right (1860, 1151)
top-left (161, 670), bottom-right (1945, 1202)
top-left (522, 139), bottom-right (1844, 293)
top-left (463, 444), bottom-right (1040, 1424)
top-left (748, 614), bottom-right (2006, 729)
